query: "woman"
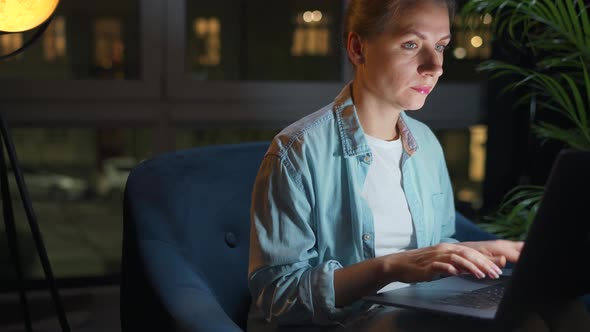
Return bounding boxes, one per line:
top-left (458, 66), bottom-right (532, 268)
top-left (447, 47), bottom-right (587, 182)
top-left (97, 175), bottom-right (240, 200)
top-left (248, 0), bottom-right (523, 330)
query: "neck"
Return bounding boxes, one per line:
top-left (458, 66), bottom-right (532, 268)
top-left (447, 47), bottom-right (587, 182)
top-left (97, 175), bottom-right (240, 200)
top-left (351, 80), bottom-right (402, 141)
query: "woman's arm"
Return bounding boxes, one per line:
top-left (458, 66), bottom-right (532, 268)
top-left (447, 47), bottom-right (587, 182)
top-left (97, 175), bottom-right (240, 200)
top-left (249, 153), bottom-right (351, 325)
top-left (334, 242), bottom-right (508, 307)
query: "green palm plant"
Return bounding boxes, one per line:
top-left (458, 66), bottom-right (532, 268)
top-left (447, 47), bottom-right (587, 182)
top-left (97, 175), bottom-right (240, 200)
top-left (461, 0), bottom-right (590, 239)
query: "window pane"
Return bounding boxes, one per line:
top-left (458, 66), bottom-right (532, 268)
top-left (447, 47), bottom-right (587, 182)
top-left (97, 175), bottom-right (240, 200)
top-left (442, 10), bottom-right (494, 83)
top-left (186, 0), bottom-right (343, 81)
top-left (176, 127), bottom-right (279, 150)
top-left (0, 0), bottom-right (141, 80)
top-left (0, 127), bottom-right (152, 280)
top-left (435, 126), bottom-right (488, 219)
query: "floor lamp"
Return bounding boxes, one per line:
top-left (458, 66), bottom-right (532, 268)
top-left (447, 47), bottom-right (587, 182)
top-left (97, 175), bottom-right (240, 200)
top-left (0, 1), bottom-right (70, 332)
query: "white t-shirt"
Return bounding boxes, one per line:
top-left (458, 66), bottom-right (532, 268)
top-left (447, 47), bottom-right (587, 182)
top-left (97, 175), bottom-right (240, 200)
top-left (362, 134), bottom-right (416, 292)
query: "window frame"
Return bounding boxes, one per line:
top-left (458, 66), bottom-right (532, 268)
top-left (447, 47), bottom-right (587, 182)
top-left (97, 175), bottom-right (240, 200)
top-left (0, 0), bottom-right (163, 100)
top-left (164, 0), bottom-right (349, 116)
top-left (0, 0), bottom-right (485, 143)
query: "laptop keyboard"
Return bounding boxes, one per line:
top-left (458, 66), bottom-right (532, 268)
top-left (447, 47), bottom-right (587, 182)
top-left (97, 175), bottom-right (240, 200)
top-left (434, 283), bottom-right (506, 309)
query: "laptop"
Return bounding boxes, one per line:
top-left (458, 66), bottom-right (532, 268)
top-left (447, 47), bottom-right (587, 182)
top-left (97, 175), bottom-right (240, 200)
top-left (363, 149), bottom-right (590, 327)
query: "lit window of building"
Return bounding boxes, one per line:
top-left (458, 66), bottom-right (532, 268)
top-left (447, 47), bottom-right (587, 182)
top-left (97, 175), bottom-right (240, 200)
top-left (469, 125), bottom-right (487, 183)
top-left (93, 18), bottom-right (125, 79)
top-left (0, 32), bottom-right (23, 60)
top-left (291, 10), bottom-right (330, 56)
top-left (193, 17), bottom-right (221, 66)
top-left (43, 16), bottom-right (66, 62)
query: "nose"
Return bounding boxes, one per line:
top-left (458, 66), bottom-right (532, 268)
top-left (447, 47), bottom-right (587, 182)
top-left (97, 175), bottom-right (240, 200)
top-left (417, 49), bottom-right (444, 78)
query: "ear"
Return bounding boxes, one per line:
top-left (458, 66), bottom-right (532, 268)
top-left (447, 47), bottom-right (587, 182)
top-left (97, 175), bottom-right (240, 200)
top-left (346, 31), bottom-right (365, 66)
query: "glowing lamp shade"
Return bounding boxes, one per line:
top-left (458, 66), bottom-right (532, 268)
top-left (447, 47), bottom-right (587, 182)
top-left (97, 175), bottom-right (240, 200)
top-left (0, 0), bottom-right (60, 32)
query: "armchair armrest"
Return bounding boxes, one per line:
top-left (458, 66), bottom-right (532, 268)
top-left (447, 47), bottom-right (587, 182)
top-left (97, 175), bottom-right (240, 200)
top-left (139, 240), bottom-right (245, 332)
top-left (174, 288), bottom-right (244, 332)
top-left (453, 211), bottom-right (498, 242)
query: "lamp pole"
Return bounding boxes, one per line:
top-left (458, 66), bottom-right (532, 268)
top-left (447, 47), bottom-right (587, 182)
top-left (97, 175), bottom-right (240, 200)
top-left (0, 1), bottom-right (70, 331)
top-left (0, 115), bottom-right (70, 332)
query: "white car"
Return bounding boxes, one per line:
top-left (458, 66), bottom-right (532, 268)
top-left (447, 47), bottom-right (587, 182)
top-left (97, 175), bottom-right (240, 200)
top-left (6, 165), bottom-right (89, 201)
top-left (96, 156), bottom-right (138, 198)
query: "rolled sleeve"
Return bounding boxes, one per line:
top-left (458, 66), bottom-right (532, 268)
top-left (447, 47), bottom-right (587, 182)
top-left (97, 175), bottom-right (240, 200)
top-left (248, 153), bottom-right (350, 325)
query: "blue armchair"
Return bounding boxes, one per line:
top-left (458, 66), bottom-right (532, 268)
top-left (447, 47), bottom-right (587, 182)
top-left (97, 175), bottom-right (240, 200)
top-left (120, 141), bottom-right (585, 331)
top-left (120, 142), bottom-right (266, 332)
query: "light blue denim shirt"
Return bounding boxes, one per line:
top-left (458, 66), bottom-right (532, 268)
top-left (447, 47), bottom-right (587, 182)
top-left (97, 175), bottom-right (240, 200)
top-left (248, 83), bottom-right (457, 329)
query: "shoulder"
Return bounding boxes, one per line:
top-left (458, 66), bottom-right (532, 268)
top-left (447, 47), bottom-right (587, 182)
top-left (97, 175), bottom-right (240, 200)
top-left (267, 103), bottom-right (337, 159)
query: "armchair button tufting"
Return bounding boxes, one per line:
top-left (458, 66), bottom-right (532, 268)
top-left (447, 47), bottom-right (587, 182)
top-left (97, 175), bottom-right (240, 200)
top-left (225, 232), bottom-right (238, 248)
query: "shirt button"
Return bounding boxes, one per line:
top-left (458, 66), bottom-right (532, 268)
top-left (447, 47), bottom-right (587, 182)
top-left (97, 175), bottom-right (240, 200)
top-left (364, 155), bottom-right (371, 163)
top-left (362, 233), bottom-right (371, 241)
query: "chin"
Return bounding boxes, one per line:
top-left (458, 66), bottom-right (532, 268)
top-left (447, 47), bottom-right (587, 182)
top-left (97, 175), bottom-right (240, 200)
top-left (403, 101), bottom-right (427, 111)
top-left (397, 95), bottom-right (428, 111)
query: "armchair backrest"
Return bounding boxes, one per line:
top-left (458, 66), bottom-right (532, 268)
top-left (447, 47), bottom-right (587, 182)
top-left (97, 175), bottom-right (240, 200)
top-left (120, 141), bottom-right (269, 331)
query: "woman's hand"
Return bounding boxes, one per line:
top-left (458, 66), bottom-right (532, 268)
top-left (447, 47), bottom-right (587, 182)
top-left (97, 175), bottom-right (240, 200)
top-left (458, 239), bottom-right (525, 268)
top-left (334, 240), bottom-right (524, 307)
top-left (383, 242), bottom-right (506, 283)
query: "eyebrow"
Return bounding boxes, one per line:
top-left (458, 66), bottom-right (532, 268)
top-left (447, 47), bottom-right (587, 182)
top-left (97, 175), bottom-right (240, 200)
top-left (403, 29), bottom-right (451, 41)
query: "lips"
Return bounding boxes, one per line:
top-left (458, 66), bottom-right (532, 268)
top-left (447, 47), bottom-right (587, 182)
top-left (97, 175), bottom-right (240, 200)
top-left (411, 86), bottom-right (432, 95)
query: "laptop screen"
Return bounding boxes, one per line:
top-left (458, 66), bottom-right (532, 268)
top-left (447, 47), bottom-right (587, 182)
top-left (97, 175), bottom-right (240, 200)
top-left (496, 149), bottom-right (590, 324)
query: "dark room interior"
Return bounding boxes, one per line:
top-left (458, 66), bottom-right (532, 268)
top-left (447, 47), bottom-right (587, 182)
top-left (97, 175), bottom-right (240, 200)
top-left (1, 0), bottom-right (588, 331)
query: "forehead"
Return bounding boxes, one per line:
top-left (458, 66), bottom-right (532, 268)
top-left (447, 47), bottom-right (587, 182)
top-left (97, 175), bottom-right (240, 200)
top-left (386, 1), bottom-right (450, 34)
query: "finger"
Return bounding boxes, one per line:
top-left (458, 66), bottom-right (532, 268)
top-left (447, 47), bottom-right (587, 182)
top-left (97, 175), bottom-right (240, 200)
top-left (456, 247), bottom-right (503, 278)
top-left (503, 243), bottom-right (525, 263)
top-left (499, 240), bottom-right (525, 255)
top-left (448, 253), bottom-right (487, 279)
top-left (430, 261), bottom-right (459, 278)
top-left (488, 255), bottom-right (506, 268)
top-left (502, 251), bottom-right (518, 263)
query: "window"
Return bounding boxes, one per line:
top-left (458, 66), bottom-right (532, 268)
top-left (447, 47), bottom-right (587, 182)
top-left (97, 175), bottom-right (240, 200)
top-left (451, 14), bottom-right (493, 60)
top-left (92, 18), bottom-right (126, 79)
top-left (1, 127), bottom-right (153, 279)
top-left (193, 17), bottom-right (221, 67)
top-left (440, 12), bottom-right (494, 83)
top-left (175, 127), bottom-right (279, 150)
top-left (43, 16), bottom-right (67, 62)
top-left (0, 0), bottom-right (140, 80)
top-left (185, 0), bottom-right (343, 81)
top-left (0, 33), bottom-right (24, 61)
top-left (435, 126), bottom-right (489, 215)
top-left (291, 10), bottom-right (331, 57)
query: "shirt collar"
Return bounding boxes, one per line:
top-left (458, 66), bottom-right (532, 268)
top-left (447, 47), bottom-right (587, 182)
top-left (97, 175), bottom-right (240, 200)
top-left (398, 113), bottom-right (418, 155)
top-left (333, 82), bottom-right (418, 157)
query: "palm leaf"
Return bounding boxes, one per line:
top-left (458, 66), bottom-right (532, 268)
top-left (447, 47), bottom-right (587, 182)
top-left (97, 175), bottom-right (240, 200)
top-left (581, 59), bottom-right (590, 138)
top-left (480, 185), bottom-right (544, 240)
top-left (561, 74), bottom-right (588, 131)
top-left (533, 123), bottom-right (590, 150)
top-left (462, 0), bottom-right (590, 239)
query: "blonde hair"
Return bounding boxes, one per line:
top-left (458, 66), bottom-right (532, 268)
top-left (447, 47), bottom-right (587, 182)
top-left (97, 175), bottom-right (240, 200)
top-left (343, 0), bottom-right (456, 42)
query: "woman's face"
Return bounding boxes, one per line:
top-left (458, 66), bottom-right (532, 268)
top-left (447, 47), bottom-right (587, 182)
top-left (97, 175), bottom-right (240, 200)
top-left (356, 1), bottom-right (451, 112)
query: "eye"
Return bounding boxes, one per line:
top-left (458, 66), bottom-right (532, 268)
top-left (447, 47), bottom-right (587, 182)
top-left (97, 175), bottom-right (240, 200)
top-left (436, 44), bottom-right (449, 53)
top-left (402, 42), bottom-right (418, 50)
